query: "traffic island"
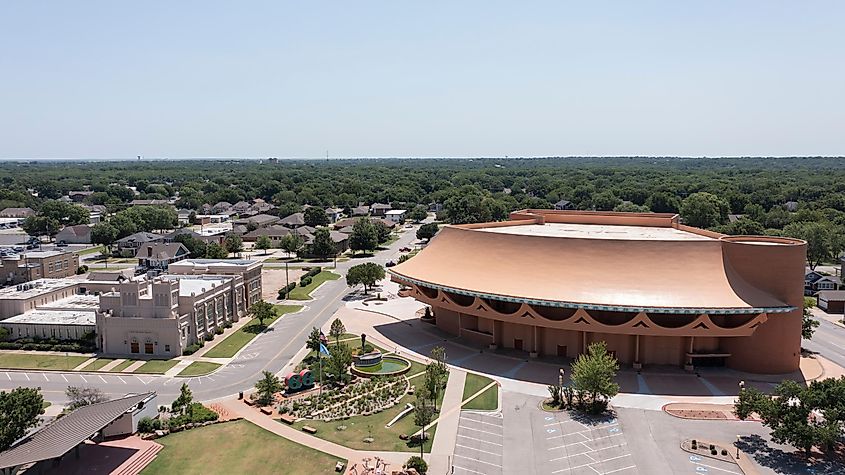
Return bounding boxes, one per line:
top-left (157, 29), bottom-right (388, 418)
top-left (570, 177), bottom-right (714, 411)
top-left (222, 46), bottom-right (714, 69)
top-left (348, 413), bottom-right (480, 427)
top-left (681, 439), bottom-right (759, 475)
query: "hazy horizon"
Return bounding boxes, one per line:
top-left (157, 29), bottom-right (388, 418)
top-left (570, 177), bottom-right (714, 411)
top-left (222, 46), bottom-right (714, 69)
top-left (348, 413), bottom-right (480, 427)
top-left (2, 1), bottom-right (843, 159)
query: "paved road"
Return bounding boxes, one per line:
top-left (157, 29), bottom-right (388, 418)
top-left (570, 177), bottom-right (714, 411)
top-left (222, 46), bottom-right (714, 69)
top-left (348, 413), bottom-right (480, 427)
top-left (803, 317), bottom-right (845, 368)
top-left (0, 226), bottom-right (421, 405)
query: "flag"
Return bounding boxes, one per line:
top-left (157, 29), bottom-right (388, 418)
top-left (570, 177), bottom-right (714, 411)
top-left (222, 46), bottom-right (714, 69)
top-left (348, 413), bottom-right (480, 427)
top-left (319, 343), bottom-right (331, 356)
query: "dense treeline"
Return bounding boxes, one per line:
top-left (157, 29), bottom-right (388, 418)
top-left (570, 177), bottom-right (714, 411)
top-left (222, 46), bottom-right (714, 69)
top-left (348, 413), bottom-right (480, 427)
top-left (2, 157), bottom-right (845, 264)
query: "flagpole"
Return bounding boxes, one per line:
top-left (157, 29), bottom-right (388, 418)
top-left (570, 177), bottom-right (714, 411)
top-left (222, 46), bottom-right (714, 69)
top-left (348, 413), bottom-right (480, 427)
top-left (319, 349), bottom-right (323, 400)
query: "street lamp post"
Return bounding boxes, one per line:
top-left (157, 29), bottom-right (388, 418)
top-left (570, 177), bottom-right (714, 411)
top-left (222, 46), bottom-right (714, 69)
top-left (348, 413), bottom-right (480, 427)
top-left (736, 435), bottom-right (741, 459)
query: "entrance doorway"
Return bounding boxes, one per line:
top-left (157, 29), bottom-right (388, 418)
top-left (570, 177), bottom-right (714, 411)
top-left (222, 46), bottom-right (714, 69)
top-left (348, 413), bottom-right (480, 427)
top-left (130, 340), bottom-right (139, 354)
top-left (557, 345), bottom-right (567, 357)
top-left (514, 338), bottom-right (523, 350)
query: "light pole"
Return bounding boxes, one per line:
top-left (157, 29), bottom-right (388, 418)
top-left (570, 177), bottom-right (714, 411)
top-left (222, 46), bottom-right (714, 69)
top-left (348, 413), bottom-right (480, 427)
top-left (735, 435), bottom-right (741, 459)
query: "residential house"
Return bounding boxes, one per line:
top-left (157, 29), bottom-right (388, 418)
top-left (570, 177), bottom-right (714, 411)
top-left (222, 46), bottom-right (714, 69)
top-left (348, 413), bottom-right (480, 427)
top-left (68, 191), bottom-right (93, 202)
top-left (115, 232), bottom-right (164, 257)
top-left (385, 209), bottom-right (407, 223)
top-left (351, 205), bottom-right (370, 216)
top-left (818, 290), bottom-right (845, 314)
top-left (0, 207), bottom-right (35, 219)
top-left (129, 199), bottom-right (170, 206)
top-left (211, 201), bottom-right (233, 214)
top-left (554, 200), bottom-right (575, 211)
top-left (370, 203), bottom-right (392, 216)
top-left (333, 216), bottom-right (397, 231)
top-left (279, 212), bottom-right (305, 228)
top-left (805, 271), bottom-right (842, 295)
top-left (325, 207), bottom-right (343, 224)
top-left (243, 225), bottom-right (291, 244)
top-left (55, 224), bottom-right (92, 244)
top-left (136, 242), bottom-right (190, 270)
top-left (428, 202), bottom-right (443, 213)
top-left (233, 213), bottom-right (280, 228)
top-left (231, 201), bottom-right (252, 214)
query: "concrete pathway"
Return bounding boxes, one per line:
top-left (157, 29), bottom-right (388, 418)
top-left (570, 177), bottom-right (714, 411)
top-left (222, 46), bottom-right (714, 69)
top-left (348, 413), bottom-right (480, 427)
top-left (99, 359), bottom-right (125, 371)
top-left (72, 357), bottom-right (97, 371)
top-left (122, 360), bottom-right (145, 373)
top-left (164, 360), bottom-right (192, 377)
top-left (428, 368), bottom-right (467, 475)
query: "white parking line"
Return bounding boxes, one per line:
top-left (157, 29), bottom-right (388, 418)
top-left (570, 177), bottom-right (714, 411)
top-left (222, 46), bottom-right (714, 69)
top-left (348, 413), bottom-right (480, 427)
top-left (61, 374), bottom-right (68, 382)
top-left (98, 375), bottom-right (107, 383)
top-left (458, 425), bottom-right (503, 437)
top-left (548, 433), bottom-right (624, 451)
top-left (461, 417), bottom-right (503, 428)
top-left (453, 454), bottom-right (501, 468)
top-left (452, 464), bottom-right (487, 475)
top-left (693, 462), bottom-right (741, 474)
top-left (4, 373), bottom-right (9, 381)
top-left (603, 466), bottom-right (637, 474)
top-left (552, 454), bottom-right (631, 473)
top-left (80, 375), bottom-right (88, 383)
top-left (42, 373), bottom-right (49, 381)
top-left (455, 444), bottom-right (502, 457)
top-left (24, 373), bottom-right (30, 381)
top-left (456, 434), bottom-right (503, 446)
top-left (549, 443), bottom-right (628, 462)
top-left (117, 376), bottom-right (127, 384)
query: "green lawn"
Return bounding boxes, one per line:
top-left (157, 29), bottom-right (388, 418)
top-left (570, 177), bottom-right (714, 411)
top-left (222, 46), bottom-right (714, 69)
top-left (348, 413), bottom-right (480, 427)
top-left (177, 362), bottom-right (221, 377)
top-left (287, 271), bottom-right (341, 300)
top-left (291, 372), bottom-right (448, 453)
top-left (462, 373), bottom-right (498, 410)
top-left (0, 354), bottom-right (89, 371)
top-left (134, 360), bottom-right (180, 374)
top-left (109, 360), bottom-right (136, 372)
top-left (80, 358), bottom-right (115, 371)
top-left (203, 305), bottom-right (302, 358)
top-left (78, 245), bottom-right (104, 255)
top-left (142, 420), bottom-right (344, 475)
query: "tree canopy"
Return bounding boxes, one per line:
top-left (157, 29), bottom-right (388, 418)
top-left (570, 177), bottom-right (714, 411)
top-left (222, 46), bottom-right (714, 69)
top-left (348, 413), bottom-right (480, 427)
top-left (0, 387), bottom-right (45, 451)
top-left (346, 262), bottom-right (386, 293)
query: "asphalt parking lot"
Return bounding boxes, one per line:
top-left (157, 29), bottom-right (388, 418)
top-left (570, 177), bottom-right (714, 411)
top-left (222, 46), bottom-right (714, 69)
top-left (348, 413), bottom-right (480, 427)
top-left (453, 410), bottom-right (504, 475)
top-left (538, 409), bottom-right (635, 475)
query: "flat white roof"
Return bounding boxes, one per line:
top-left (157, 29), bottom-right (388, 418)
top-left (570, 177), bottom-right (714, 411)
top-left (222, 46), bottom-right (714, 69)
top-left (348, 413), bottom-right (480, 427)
top-left (385, 209), bottom-right (406, 215)
top-left (0, 279), bottom-right (78, 299)
top-left (20, 251), bottom-right (73, 258)
top-left (39, 294), bottom-right (100, 310)
top-left (477, 223), bottom-right (713, 241)
top-left (163, 276), bottom-right (232, 297)
top-left (3, 309), bottom-right (95, 326)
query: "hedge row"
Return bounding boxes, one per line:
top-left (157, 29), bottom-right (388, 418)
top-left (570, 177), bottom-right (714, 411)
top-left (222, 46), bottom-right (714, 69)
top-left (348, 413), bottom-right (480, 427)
top-left (277, 282), bottom-right (297, 299)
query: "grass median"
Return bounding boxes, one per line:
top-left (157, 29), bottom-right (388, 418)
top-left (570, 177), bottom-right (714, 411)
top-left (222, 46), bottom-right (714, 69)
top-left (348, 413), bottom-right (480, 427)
top-left (0, 354), bottom-right (89, 371)
top-left (287, 271), bottom-right (340, 300)
top-left (80, 358), bottom-right (115, 371)
top-left (177, 361), bottom-right (221, 377)
top-left (203, 304), bottom-right (302, 358)
top-left (142, 420), bottom-right (344, 475)
top-left (134, 360), bottom-right (180, 374)
top-left (462, 373), bottom-right (498, 410)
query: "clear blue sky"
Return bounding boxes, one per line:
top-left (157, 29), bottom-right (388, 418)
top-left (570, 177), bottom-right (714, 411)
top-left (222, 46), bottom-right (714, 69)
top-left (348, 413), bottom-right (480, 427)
top-left (1, 1), bottom-right (843, 159)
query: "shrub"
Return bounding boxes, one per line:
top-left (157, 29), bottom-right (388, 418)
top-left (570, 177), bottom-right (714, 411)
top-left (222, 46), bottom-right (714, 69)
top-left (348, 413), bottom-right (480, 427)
top-left (215, 328), bottom-right (224, 335)
top-left (721, 449), bottom-right (728, 456)
top-left (183, 343), bottom-right (204, 355)
top-left (711, 449), bottom-right (717, 456)
top-left (204, 333), bottom-right (215, 342)
top-left (405, 456), bottom-right (427, 474)
top-left (300, 276), bottom-right (312, 287)
top-left (277, 282), bottom-right (297, 299)
top-left (303, 266), bottom-right (322, 278)
top-left (138, 416), bottom-right (156, 433)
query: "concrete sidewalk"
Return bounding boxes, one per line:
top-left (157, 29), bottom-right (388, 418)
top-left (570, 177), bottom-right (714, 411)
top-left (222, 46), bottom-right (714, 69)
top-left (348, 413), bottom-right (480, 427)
top-left (428, 368), bottom-right (467, 475)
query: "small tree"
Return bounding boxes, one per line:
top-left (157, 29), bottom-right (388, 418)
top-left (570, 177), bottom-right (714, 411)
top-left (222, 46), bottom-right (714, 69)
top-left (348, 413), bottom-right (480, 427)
top-left (405, 455), bottom-right (428, 475)
top-left (423, 364), bottom-right (446, 412)
top-left (91, 222), bottom-right (118, 257)
top-left (171, 383), bottom-right (193, 415)
top-left (416, 223), bottom-right (439, 241)
top-left (65, 386), bottom-right (109, 410)
top-left (413, 393), bottom-right (434, 459)
top-left (254, 371), bottom-right (283, 406)
top-left (310, 227), bottom-right (336, 259)
top-left (373, 221), bottom-right (391, 244)
top-left (325, 342), bottom-right (353, 384)
top-left (346, 262), bottom-right (386, 294)
top-left (0, 387), bottom-right (45, 451)
top-left (254, 235), bottom-right (272, 255)
top-left (306, 326), bottom-right (322, 353)
top-left (205, 242), bottom-right (228, 259)
top-left (279, 233), bottom-right (304, 258)
top-left (249, 299), bottom-right (275, 327)
top-left (224, 234), bottom-right (243, 255)
top-left (570, 341), bottom-right (619, 414)
top-left (408, 205), bottom-right (428, 223)
top-left (803, 296), bottom-right (820, 340)
top-left (349, 217), bottom-right (378, 255)
top-left (329, 318), bottom-right (346, 345)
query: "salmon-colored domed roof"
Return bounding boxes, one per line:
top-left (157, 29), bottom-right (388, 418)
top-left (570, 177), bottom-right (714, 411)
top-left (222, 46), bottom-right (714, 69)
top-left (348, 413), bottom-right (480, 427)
top-left (390, 210), bottom-right (800, 314)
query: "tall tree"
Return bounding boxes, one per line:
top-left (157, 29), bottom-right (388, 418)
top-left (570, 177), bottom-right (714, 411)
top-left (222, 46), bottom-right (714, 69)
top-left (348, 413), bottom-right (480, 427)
top-left (783, 221), bottom-right (843, 270)
top-left (570, 341), bottom-right (619, 414)
top-left (91, 222), bottom-right (118, 255)
top-left (329, 318), bottom-right (346, 345)
top-left (680, 192), bottom-right (729, 229)
top-left (171, 383), bottom-right (193, 415)
top-left (205, 242), bottom-right (228, 259)
top-left (224, 234), bottom-right (243, 255)
top-left (304, 207), bottom-right (330, 227)
top-left (803, 297), bottom-right (820, 340)
top-left (416, 223), bottom-right (439, 241)
top-left (346, 262), bottom-right (385, 294)
top-left (413, 392), bottom-right (434, 459)
top-left (249, 299), bottom-right (275, 327)
top-left (255, 235), bottom-right (272, 255)
top-left (310, 227), bottom-right (336, 259)
top-left (306, 326), bottom-right (322, 353)
top-left (279, 233), bottom-right (304, 258)
top-left (21, 216), bottom-right (60, 240)
top-left (325, 342), bottom-right (353, 384)
top-left (0, 387), bottom-right (45, 451)
top-left (350, 218), bottom-right (378, 255)
top-left (65, 386), bottom-right (109, 410)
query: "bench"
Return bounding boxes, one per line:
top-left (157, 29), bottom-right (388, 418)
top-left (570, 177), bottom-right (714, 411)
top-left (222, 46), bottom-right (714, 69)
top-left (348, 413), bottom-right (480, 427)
top-left (302, 425), bottom-right (317, 434)
top-left (260, 407), bottom-right (273, 415)
top-left (279, 414), bottom-right (296, 425)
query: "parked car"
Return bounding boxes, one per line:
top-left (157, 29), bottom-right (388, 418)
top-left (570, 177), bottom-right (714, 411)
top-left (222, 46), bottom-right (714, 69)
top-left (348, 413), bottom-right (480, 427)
top-left (56, 241), bottom-right (68, 247)
top-left (399, 247), bottom-right (411, 252)
top-left (12, 246), bottom-right (23, 252)
top-left (386, 260), bottom-right (396, 267)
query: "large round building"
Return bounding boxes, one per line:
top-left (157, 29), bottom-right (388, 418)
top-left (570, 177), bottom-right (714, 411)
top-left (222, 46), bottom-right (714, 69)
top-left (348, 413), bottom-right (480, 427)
top-left (390, 210), bottom-right (806, 374)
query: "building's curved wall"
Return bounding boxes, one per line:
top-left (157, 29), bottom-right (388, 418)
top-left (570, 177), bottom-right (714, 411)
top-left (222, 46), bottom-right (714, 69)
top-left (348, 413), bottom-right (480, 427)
top-left (719, 236), bottom-right (806, 373)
